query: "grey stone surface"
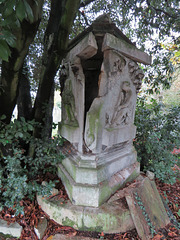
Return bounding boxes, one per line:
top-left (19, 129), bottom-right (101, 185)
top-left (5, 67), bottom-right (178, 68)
top-left (0, 219), bottom-right (22, 238)
top-left (66, 32), bottom-right (98, 61)
top-left (58, 161), bottom-right (140, 207)
top-left (61, 144), bottom-right (137, 185)
top-left (146, 170), bottom-right (155, 180)
top-left (59, 17), bottom-right (149, 155)
top-left (102, 33), bottom-right (152, 65)
top-left (34, 218), bottom-right (47, 239)
top-left (51, 234), bottom-right (96, 240)
top-left (125, 177), bottom-right (170, 240)
top-left (37, 193), bottom-right (135, 234)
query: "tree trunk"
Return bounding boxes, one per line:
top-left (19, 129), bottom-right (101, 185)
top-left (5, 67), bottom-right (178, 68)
top-left (17, 61), bottom-right (32, 121)
top-left (0, 0), bottom-right (44, 124)
top-left (33, 0), bottom-right (81, 138)
top-left (42, 82), bottom-right (55, 139)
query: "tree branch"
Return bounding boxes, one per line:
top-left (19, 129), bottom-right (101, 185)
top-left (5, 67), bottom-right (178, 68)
top-left (146, 0), bottom-right (177, 19)
top-left (79, 0), bottom-right (96, 8)
top-left (80, 10), bottom-right (90, 25)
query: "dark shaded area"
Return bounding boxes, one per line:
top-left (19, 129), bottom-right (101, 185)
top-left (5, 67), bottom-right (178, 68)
top-left (17, 62), bottom-right (32, 121)
top-left (81, 36), bottom-right (103, 129)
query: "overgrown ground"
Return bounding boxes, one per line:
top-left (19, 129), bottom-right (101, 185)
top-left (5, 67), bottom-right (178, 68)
top-left (0, 172), bottom-right (179, 240)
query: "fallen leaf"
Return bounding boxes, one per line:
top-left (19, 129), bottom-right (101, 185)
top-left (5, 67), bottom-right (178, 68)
top-left (152, 234), bottom-right (164, 240)
top-left (123, 232), bottom-right (127, 238)
top-left (68, 231), bottom-right (77, 236)
top-left (168, 232), bottom-right (177, 237)
top-left (47, 235), bottom-right (53, 240)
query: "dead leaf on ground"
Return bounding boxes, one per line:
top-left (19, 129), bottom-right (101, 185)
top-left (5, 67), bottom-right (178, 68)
top-left (152, 234), bottom-right (164, 240)
top-left (168, 231), bottom-right (178, 237)
top-left (47, 236), bottom-right (53, 240)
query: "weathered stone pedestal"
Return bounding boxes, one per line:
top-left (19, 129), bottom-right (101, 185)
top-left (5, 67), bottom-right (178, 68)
top-left (38, 15), bottom-right (170, 239)
top-left (57, 14), bottom-right (151, 208)
top-left (58, 142), bottom-right (139, 207)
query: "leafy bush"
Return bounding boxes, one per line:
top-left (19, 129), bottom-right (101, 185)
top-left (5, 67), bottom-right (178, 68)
top-left (134, 98), bottom-right (180, 184)
top-left (0, 116), bottom-right (64, 215)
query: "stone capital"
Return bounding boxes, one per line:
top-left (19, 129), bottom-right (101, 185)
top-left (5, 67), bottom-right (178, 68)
top-left (102, 33), bottom-right (152, 65)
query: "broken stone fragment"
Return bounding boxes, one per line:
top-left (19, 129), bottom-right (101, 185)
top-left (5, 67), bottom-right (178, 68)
top-left (146, 170), bottom-right (155, 180)
top-left (41, 181), bottom-right (59, 196)
top-left (125, 177), bottom-right (170, 240)
top-left (34, 217), bottom-right (48, 239)
top-left (0, 219), bottom-right (22, 238)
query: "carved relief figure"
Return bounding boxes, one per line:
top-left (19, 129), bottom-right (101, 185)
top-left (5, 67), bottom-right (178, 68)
top-left (103, 51), bottom-right (134, 127)
top-left (106, 81), bottom-right (133, 127)
top-left (112, 81), bottom-right (132, 125)
top-left (128, 61), bottom-right (144, 93)
top-left (61, 78), bottom-right (78, 127)
top-left (60, 63), bottom-right (69, 96)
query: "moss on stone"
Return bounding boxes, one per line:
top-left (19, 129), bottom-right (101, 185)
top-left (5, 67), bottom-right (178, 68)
top-left (99, 183), bottom-right (112, 205)
top-left (62, 217), bottom-right (77, 228)
top-left (86, 103), bottom-right (103, 146)
top-left (0, 232), bottom-right (14, 238)
top-left (80, 223), bottom-right (103, 232)
top-left (57, 165), bottom-right (73, 200)
top-left (105, 127), bottom-right (116, 132)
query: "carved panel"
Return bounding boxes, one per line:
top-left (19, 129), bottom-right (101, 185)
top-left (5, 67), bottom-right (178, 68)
top-left (61, 77), bottom-right (78, 127)
top-left (107, 81), bottom-right (133, 127)
top-left (103, 51), bottom-right (135, 128)
top-left (128, 61), bottom-right (144, 93)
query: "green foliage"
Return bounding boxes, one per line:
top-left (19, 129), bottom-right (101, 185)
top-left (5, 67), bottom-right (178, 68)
top-left (0, 117), bottom-right (64, 215)
top-left (0, 0), bottom-right (35, 61)
top-left (134, 98), bottom-right (180, 184)
top-left (79, 0), bottom-right (179, 92)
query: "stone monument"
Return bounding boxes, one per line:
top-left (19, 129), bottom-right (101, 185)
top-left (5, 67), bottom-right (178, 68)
top-left (38, 15), bottom-right (170, 238)
top-left (58, 14), bottom-right (151, 207)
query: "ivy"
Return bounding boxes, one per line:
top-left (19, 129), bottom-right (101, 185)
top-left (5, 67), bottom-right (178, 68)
top-left (134, 98), bottom-right (180, 184)
top-left (0, 118), bottom-right (64, 215)
top-left (0, 0), bottom-right (35, 61)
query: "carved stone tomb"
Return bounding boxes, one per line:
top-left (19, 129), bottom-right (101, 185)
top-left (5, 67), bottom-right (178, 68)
top-left (58, 15), bottom-right (151, 208)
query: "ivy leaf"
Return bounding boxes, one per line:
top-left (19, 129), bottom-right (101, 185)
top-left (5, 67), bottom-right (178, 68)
top-left (16, 1), bottom-right (26, 22)
top-left (23, 0), bottom-right (34, 23)
top-left (0, 115), bottom-right (6, 120)
top-left (0, 40), bottom-right (11, 61)
top-left (4, 0), bottom-right (15, 17)
top-left (15, 132), bottom-right (24, 138)
top-left (0, 30), bottom-right (16, 48)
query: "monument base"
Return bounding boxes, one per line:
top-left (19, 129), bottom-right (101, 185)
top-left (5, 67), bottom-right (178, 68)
top-left (58, 162), bottom-right (139, 207)
top-left (37, 191), bottom-right (135, 234)
top-left (37, 176), bottom-right (170, 237)
top-left (57, 142), bottom-right (140, 207)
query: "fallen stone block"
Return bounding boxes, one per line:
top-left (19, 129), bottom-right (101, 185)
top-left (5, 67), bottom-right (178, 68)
top-left (146, 170), bottom-right (155, 180)
top-left (51, 233), bottom-right (101, 240)
top-left (0, 219), bottom-right (22, 238)
top-left (125, 177), bottom-right (170, 240)
top-left (34, 217), bottom-right (48, 239)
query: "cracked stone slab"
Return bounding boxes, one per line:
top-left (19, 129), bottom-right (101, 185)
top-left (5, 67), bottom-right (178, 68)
top-left (0, 219), bottom-right (22, 238)
top-left (124, 177), bottom-right (170, 240)
top-left (37, 194), bottom-right (134, 234)
top-left (51, 234), bottom-right (97, 240)
top-left (34, 217), bottom-right (48, 239)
